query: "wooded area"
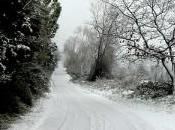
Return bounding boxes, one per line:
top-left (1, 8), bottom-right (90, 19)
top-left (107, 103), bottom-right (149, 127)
top-left (64, 0), bottom-right (175, 98)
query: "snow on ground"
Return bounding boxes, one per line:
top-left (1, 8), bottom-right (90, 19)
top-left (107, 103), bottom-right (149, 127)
top-left (76, 79), bottom-right (175, 112)
top-left (8, 62), bottom-right (175, 130)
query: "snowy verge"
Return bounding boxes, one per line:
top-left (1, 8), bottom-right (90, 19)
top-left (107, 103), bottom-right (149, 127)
top-left (73, 79), bottom-right (175, 113)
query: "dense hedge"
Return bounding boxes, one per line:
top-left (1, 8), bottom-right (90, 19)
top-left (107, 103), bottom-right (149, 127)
top-left (0, 0), bottom-right (61, 129)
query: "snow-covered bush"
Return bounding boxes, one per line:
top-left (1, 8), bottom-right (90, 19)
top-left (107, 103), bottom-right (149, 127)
top-left (112, 62), bottom-right (149, 89)
top-left (135, 81), bottom-right (173, 99)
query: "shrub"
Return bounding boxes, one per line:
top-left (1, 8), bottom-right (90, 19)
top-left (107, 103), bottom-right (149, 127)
top-left (135, 81), bottom-right (173, 99)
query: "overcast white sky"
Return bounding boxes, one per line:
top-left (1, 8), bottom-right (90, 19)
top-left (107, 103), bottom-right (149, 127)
top-left (54, 0), bottom-right (92, 51)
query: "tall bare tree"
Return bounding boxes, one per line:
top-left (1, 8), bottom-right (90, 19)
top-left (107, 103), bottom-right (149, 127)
top-left (102, 0), bottom-right (175, 92)
top-left (88, 0), bottom-right (119, 81)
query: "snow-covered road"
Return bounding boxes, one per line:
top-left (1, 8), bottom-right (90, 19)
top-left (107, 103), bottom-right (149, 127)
top-left (9, 63), bottom-right (175, 130)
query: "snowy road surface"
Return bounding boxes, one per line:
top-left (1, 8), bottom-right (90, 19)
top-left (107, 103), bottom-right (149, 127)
top-left (9, 63), bottom-right (175, 130)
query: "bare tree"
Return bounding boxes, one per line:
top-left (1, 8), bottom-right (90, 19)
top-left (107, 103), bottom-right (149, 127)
top-left (63, 26), bottom-right (98, 78)
top-left (102, 0), bottom-right (175, 92)
top-left (88, 0), bottom-right (119, 81)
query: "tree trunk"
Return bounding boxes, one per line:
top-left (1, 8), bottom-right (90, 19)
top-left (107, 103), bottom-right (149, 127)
top-left (161, 58), bottom-right (174, 94)
top-left (88, 63), bottom-right (97, 81)
top-left (88, 59), bottom-right (103, 81)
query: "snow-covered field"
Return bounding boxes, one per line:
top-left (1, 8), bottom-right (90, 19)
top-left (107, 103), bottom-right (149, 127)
top-left (8, 63), bottom-right (175, 130)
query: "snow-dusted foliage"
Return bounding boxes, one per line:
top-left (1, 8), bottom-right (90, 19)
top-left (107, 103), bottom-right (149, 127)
top-left (0, 0), bottom-right (61, 127)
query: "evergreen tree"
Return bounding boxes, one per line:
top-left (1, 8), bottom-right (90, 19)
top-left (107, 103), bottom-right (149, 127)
top-left (0, 0), bottom-right (61, 124)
